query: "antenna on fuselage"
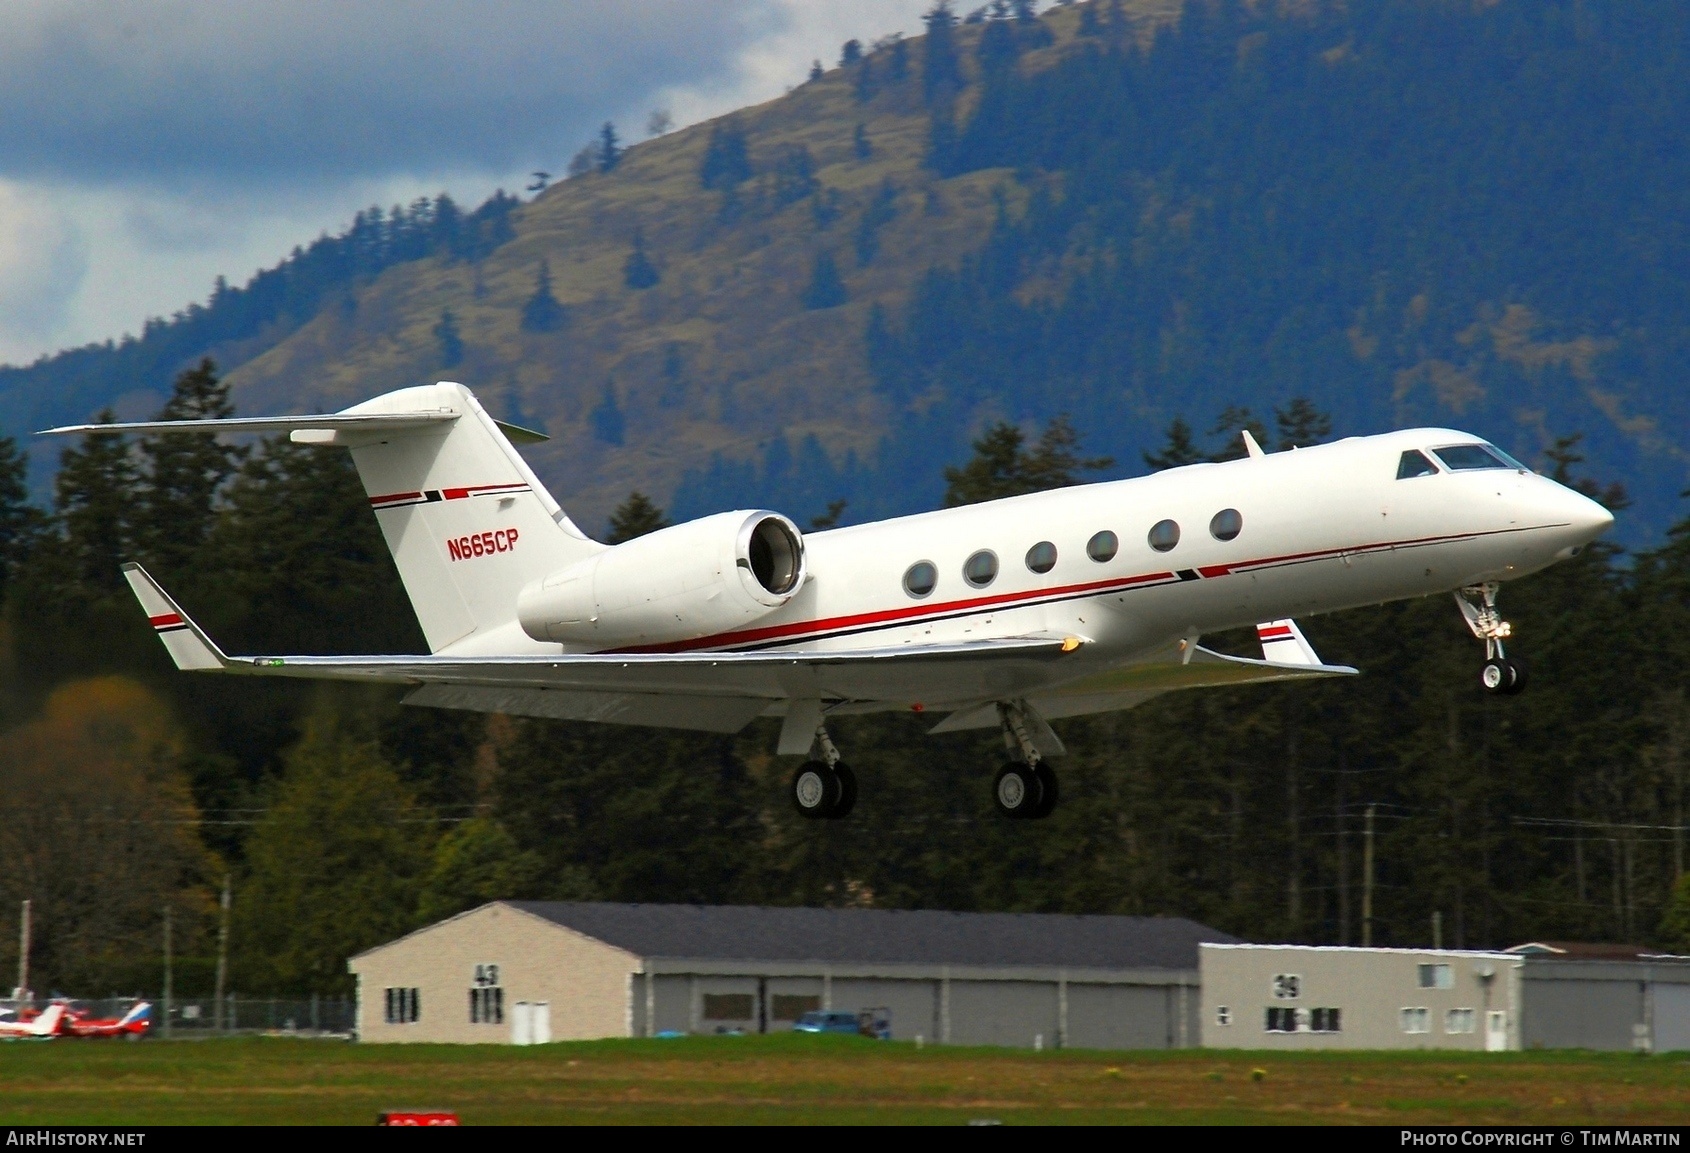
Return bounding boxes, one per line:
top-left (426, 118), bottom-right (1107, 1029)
top-left (1241, 429), bottom-right (1266, 459)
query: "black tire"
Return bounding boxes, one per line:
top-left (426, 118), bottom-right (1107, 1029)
top-left (791, 761), bottom-right (839, 819)
top-left (993, 763), bottom-right (1042, 819)
top-left (1481, 659), bottom-right (1509, 694)
top-left (829, 763), bottom-right (858, 819)
top-left (1502, 657), bottom-right (1527, 696)
top-left (1029, 763), bottom-right (1059, 819)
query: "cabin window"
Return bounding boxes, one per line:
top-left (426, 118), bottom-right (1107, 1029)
top-left (1431, 444), bottom-right (1514, 472)
top-left (1025, 541), bottom-right (1057, 574)
top-left (1209, 508), bottom-right (1242, 541)
top-left (1397, 450), bottom-right (1439, 479)
top-left (963, 550), bottom-right (999, 588)
top-left (1148, 519), bottom-right (1181, 552)
top-left (903, 561), bottom-right (937, 598)
top-left (1086, 531), bottom-right (1118, 563)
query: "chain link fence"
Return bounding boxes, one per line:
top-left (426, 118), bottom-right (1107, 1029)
top-left (2, 996), bottom-right (355, 1037)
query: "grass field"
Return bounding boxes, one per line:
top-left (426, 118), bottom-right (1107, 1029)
top-left (1, 1035), bottom-right (1687, 1125)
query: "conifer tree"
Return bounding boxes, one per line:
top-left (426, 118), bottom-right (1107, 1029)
top-left (137, 359), bottom-right (246, 580)
top-left (922, 1), bottom-right (963, 105)
top-left (809, 59), bottom-right (825, 82)
top-left (853, 123), bottom-right (874, 160)
top-left (1274, 397), bottom-right (1333, 451)
top-left (590, 384), bottom-right (625, 445)
top-left (1143, 417), bottom-right (1205, 470)
top-left (699, 118), bottom-right (753, 190)
top-left (606, 491), bottom-right (671, 544)
top-left (0, 437), bottom-right (43, 601)
top-left (596, 122), bottom-right (622, 173)
top-left (841, 39), bottom-right (863, 66)
top-left (519, 261), bottom-right (567, 332)
top-left (802, 252), bottom-right (848, 309)
top-left (623, 230), bottom-right (660, 290)
top-left (943, 415), bottom-right (1110, 505)
top-left (53, 411), bottom-right (137, 596)
top-left (433, 309), bottom-right (464, 367)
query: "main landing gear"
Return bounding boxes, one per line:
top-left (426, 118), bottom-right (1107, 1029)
top-left (993, 703), bottom-right (1058, 820)
top-left (1456, 582), bottom-right (1526, 696)
top-left (790, 724), bottom-right (857, 820)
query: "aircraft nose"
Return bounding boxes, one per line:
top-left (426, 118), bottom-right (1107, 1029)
top-left (1545, 480), bottom-right (1614, 554)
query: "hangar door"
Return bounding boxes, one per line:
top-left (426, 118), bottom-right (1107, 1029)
top-left (1655, 983), bottom-right (1690, 1053)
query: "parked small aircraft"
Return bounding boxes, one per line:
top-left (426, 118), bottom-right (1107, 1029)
top-left (45, 381), bottom-right (1612, 821)
top-left (0, 1003), bottom-right (65, 1039)
top-left (63, 1001), bottom-right (151, 1039)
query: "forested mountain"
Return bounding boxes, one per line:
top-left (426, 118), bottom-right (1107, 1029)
top-left (4, 0), bottom-right (1687, 543)
top-left (4, 0), bottom-right (1690, 996)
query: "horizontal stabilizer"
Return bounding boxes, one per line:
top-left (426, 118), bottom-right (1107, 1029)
top-left (39, 411), bottom-right (459, 438)
top-left (121, 564), bottom-right (229, 671)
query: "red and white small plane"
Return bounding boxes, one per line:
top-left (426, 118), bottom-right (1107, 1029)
top-left (45, 381), bottom-right (1612, 821)
top-left (0, 1003), bottom-right (66, 1039)
top-left (63, 1001), bottom-right (151, 1039)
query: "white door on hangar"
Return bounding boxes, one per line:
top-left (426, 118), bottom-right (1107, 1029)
top-left (512, 1001), bottom-right (551, 1045)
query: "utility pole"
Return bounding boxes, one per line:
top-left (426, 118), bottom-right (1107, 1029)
top-left (1362, 804), bottom-right (1377, 947)
top-left (16, 899), bottom-right (30, 1002)
top-left (1433, 910), bottom-right (1443, 950)
top-left (213, 875), bottom-right (231, 1033)
top-left (162, 904), bottom-right (173, 1040)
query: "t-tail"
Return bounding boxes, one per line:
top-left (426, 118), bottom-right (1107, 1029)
top-left (44, 382), bottom-right (604, 655)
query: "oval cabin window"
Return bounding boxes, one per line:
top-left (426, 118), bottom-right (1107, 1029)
top-left (1209, 508), bottom-right (1242, 541)
top-left (1148, 519), bottom-right (1181, 552)
top-left (903, 561), bottom-right (937, 598)
top-left (1086, 531), bottom-right (1119, 563)
top-left (1025, 541), bottom-right (1057, 574)
top-left (963, 550), bottom-right (999, 588)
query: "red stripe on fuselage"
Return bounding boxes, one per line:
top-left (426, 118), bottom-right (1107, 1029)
top-left (611, 524), bottom-right (1538, 656)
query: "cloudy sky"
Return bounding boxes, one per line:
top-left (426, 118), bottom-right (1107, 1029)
top-left (0, 0), bottom-right (934, 367)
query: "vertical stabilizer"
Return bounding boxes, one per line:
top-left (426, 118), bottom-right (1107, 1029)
top-left (312, 382), bottom-right (602, 653)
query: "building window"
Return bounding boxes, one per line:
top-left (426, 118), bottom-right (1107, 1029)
top-left (1310, 1007), bottom-right (1341, 1034)
top-left (1271, 973), bottom-right (1301, 1000)
top-left (702, 993), bottom-right (754, 1021)
top-left (470, 986), bottom-right (504, 1025)
top-left (1024, 541), bottom-right (1057, 574)
top-left (384, 987), bottom-right (420, 1024)
top-left (903, 561), bottom-right (937, 598)
top-left (1215, 1006), bottom-right (1232, 1027)
top-left (1209, 508), bottom-right (1242, 541)
top-left (1445, 1008), bottom-right (1476, 1034)
top-left (1417, 963), bottom-right (1454, 990)
top-left (1400, 1007), bottom-right (1430, 1034)
top-left (1086, 531), bottom-right (1118, 563)
top-left (962, 549), bottom-right (999, 589)
top-left (1265, 1007), bottom-right (1297, 1033)
top-left (771, 994), bottom-right (822, 1022)
top-left (470, 962), bottom-right (503, 1025)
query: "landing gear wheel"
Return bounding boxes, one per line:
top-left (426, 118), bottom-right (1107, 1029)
top-left (828, 763), bottom-right (857, 819)
top-left (993, 763), bottom-right (1044, 819)
top-left (1028, 763), bottom-right (1059, 820)
top-left (1481, 657), bottom-right (1527, 696)
top-left (791, 761), bottom-right (840, 820)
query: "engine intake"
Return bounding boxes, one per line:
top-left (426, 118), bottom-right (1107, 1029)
top-left (517, 510), bottom-right (806, 646)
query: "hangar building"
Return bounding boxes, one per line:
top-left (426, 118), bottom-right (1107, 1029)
top-left (1201, 942), bottom-right (1690, 1052)
top-left (349, 901), bottom-right (1234, 1047)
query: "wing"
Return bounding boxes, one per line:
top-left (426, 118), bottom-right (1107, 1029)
top-left (928, 633), bottom-right (1357, 732)
top-left (123, 564), bottom-right (1083, 732)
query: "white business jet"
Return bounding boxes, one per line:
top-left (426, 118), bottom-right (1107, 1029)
top-left (44, 381), bottom-right (1612, 821)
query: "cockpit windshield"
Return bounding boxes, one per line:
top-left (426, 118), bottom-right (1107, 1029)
top-left (1431, 444), bottom-right (1525, 472)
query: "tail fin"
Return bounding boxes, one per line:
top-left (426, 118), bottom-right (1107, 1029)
top-left (321, 383), bottom-right (602, 652)
top-left (119, 1002), bottom-right (151, 1027)
top-left (32, 1004), bottom-right (64, 1035)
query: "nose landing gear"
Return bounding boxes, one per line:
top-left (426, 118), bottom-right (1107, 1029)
top-left (993, 702), bottom-right (1059, 820)
top-left (790, 723), bottom-right (857, 820)
top-left (1456, 583), bottom-right (1526, 696)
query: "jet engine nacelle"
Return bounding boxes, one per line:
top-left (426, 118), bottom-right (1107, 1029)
top-left (516, 510), bottom-right (805, 646)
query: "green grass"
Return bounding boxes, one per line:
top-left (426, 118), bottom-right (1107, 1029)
top-left (1, 1034), bottom-right (1687, 1125)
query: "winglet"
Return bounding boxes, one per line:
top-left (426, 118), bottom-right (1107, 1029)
top-left (1256, 618), bottom-right (1323, 666)
top-left (121, 563), bottom-right (230, 671)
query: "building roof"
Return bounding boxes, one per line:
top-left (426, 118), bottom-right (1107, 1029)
top-left (503, 901), bottom-right (1236, 970)
top-left (1504, 941), bottom-right (1687, 961)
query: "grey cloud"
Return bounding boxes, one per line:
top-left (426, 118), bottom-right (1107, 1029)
top-left (0, 1), bottom-right (782, 187)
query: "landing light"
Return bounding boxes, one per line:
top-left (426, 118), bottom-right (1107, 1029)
top-left (1061, 636), bottom-right (1082, 653)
